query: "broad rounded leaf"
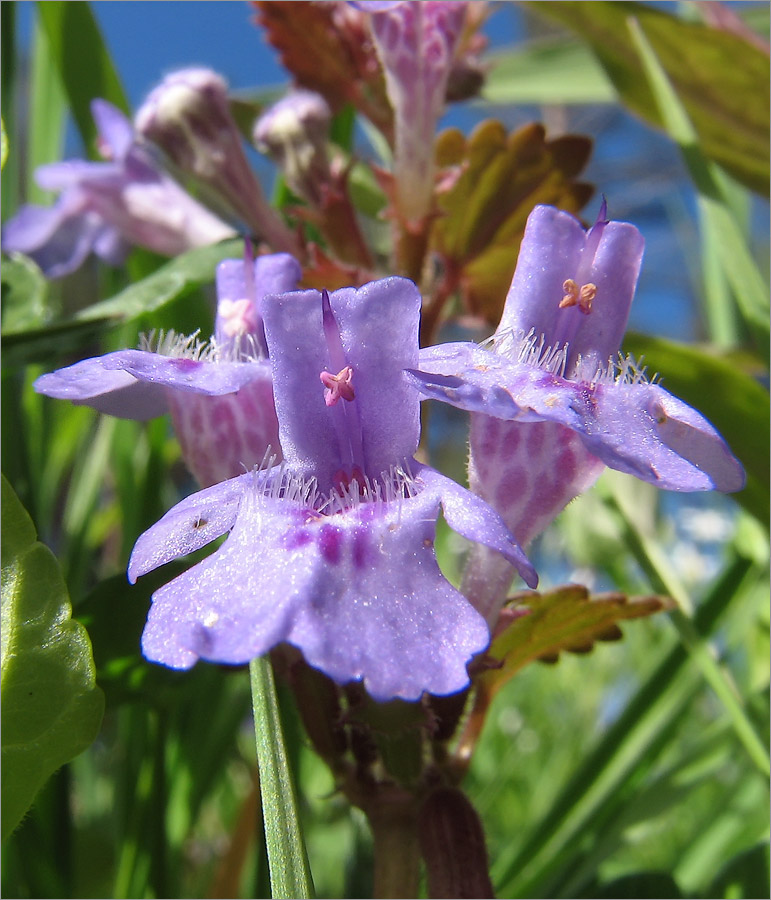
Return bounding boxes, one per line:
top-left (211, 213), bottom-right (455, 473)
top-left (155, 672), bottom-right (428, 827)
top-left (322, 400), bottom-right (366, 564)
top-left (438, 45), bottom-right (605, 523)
top-left (1, 476), bottom-right (104, 839)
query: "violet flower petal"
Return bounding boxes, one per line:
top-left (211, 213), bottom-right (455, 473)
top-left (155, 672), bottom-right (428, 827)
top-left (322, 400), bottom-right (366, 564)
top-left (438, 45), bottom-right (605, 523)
top-left (410, 343), bottom-right (745, 492)
top-left (34, 350), bottom-right (269, 419)
top-left (215, 252), bottom-right (302, 356)
top-left (263, 277), bottom-right (422, 490)
top-left (128, 472), bottom-right (252, 582)
top-left (499, 205), bottom-right (644, 371)
top-left (136, 467), bottom-right (492, 700)
top-left (416, 463), bottom-right (537, 588)
top-left (91, 98), bottom-right (134, 161)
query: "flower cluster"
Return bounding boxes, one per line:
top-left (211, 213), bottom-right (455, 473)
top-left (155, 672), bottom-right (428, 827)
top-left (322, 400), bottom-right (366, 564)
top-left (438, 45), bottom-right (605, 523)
top-left (35, 201), bottom-right (744, 699)
top-left (17, 1), bottom-right (745, 704)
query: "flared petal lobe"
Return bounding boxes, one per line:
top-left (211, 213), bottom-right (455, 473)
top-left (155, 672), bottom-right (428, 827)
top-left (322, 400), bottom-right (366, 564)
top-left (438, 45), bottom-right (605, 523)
top-left (34, 253), bottom-right (301, 483)
top-left (133, 461), bottom-right (536, 700)
top-left (498, 204), bottom-right (645, 372)
top-left (411, 342), bottom-right (745, 493)
top-left (262, 278), bottom-right (422, 490)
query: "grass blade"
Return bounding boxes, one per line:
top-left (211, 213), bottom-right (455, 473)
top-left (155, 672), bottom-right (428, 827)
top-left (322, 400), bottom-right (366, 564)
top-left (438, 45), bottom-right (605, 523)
top-left (250, 655), bottom-right (314, 899)
top-left (36, 1), bottom-right (129, 152)
top-left (627, 15), bottom-right (769, 349)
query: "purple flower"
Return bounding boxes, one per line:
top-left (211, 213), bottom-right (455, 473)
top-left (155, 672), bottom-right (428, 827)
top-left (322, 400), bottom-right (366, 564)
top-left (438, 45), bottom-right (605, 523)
top-left (34, 251), bottom-right (301, 487)
top-left (2, 100), bottom-right (235, 279)
top-left (128, 278), bottom-right (536, 701)
top-left (359, 1), bottom-right (468, 225)
top-left (409, 203), bottom-right (744, 622)
top-left (135, 68), bottom-right (302, 258)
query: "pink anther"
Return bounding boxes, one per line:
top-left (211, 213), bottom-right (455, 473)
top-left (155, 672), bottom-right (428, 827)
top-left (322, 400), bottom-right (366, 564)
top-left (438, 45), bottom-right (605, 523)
top-left (320, 366), bottom-right (355, 406)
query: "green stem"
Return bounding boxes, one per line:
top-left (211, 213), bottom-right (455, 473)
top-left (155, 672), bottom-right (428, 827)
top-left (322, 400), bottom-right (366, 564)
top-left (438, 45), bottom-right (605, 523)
top-left (368, 800), bottom-right (422, 899)
top-left (249, 655), bottom-right (314, 899)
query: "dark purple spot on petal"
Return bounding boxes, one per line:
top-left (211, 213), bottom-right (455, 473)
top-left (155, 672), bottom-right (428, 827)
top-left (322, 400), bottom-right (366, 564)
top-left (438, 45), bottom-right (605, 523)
top-left (352, 527), bottom-right (371, 570)
top-left (319, 524), bottom-right (343, 564)
top-left (173, 358), bottom-right (203, 371)
top-left (284, 527), bottom-right (313, 550)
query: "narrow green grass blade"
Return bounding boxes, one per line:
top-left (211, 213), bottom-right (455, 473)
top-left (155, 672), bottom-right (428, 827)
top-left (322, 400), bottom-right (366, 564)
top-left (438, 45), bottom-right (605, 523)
top-left (608, 485), bottom-right (770, 778)
top-left (483, 39), bottom-right (617, 105)
top-left (493, 549), bottom-right (756, 895)
top-left (27, 16), bottom-right (66, 204)
top-left (36, 1), bottom-right (129, 153)
top-left (627, 15), bottom-right (769, 347)
top-left (250, 656), bottom-right (314, 899)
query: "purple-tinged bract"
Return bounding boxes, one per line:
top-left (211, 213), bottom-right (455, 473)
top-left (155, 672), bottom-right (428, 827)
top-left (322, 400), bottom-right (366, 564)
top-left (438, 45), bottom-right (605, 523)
top-left (359, 0), bottom-right (468, 225)
top-left (129, 277), bottom-right (536, 701)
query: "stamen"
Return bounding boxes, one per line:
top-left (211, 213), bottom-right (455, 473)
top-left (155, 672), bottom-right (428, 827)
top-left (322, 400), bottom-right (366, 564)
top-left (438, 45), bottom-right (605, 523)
top-left (319, 289), bottom-right (366, 479)
top-left (320, 366), bottom-right (355, 406)
top-left (559, 279), bottom-right (596, 315)
top-left (559, 279), bottom-right (580, 309)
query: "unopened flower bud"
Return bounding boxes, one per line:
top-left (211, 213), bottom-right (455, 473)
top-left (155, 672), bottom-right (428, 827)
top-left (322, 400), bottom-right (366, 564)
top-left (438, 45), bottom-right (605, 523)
top-left (135, 68), bottom-right (233, 179)
top-left (253, 90), bottom-right (332, 206)
top-left (135, 68), bottom-right (301, 257)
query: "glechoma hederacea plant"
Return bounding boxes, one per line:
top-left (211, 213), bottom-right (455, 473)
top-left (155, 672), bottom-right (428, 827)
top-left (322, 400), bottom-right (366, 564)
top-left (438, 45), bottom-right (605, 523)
top-left (3, 1), bottom-right (767, 897)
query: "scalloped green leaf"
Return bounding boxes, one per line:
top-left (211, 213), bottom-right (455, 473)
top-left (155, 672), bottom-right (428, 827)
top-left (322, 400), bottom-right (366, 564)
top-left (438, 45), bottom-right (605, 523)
top-left (1, 475), bottom-right (104, 839)
top-left (432, 120), bottom-right (593, 324)
top-left (481, 584), bottom-right (671, 696)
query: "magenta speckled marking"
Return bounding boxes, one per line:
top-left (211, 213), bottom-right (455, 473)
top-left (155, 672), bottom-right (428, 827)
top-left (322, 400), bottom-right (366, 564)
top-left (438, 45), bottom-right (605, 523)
top-left (167, 383), bottom-right (282, 487)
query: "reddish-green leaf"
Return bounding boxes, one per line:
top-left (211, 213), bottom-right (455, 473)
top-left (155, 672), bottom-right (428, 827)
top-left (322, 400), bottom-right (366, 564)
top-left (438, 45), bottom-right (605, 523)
top-left (481, 584), bottom-right (671, 695)
top-left (432, 120), bottom-right (593, 324)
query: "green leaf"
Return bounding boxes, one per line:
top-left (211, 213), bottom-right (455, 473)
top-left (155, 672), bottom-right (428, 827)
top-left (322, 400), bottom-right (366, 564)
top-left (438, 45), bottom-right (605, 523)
top-left (1, 116), bottom-right (7, 171)
top-left (26, 16), bottom-right (66, 204)
top-left (590, 871), bottom-right (683, 898)
top-left (526, 1), bottom-right (770, 195)
top-left (250, 656), bottom-right (315, 899)
top-left (36, 1), bottom-right (129, 153)
top-left (1, 253), bottom-right (49, 335)
top-left (622, 333), bottom-right (769, 526)
top-left (493, 550), bottom-right (758, 897)
top-left (76, 238), bottom-right (243, 323)
top-left (2, 239), bottom-right (243, 367)
top-left (626, 16), bottom-right (769, 353)
top-left (709, 843), bottom-right (770, 900)
top-left (482, 585), bottom-right (670, 695)
top-left (1, 475), bottom-right (104, 839)
top-left (483, 39), bottom-right (617, 105)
